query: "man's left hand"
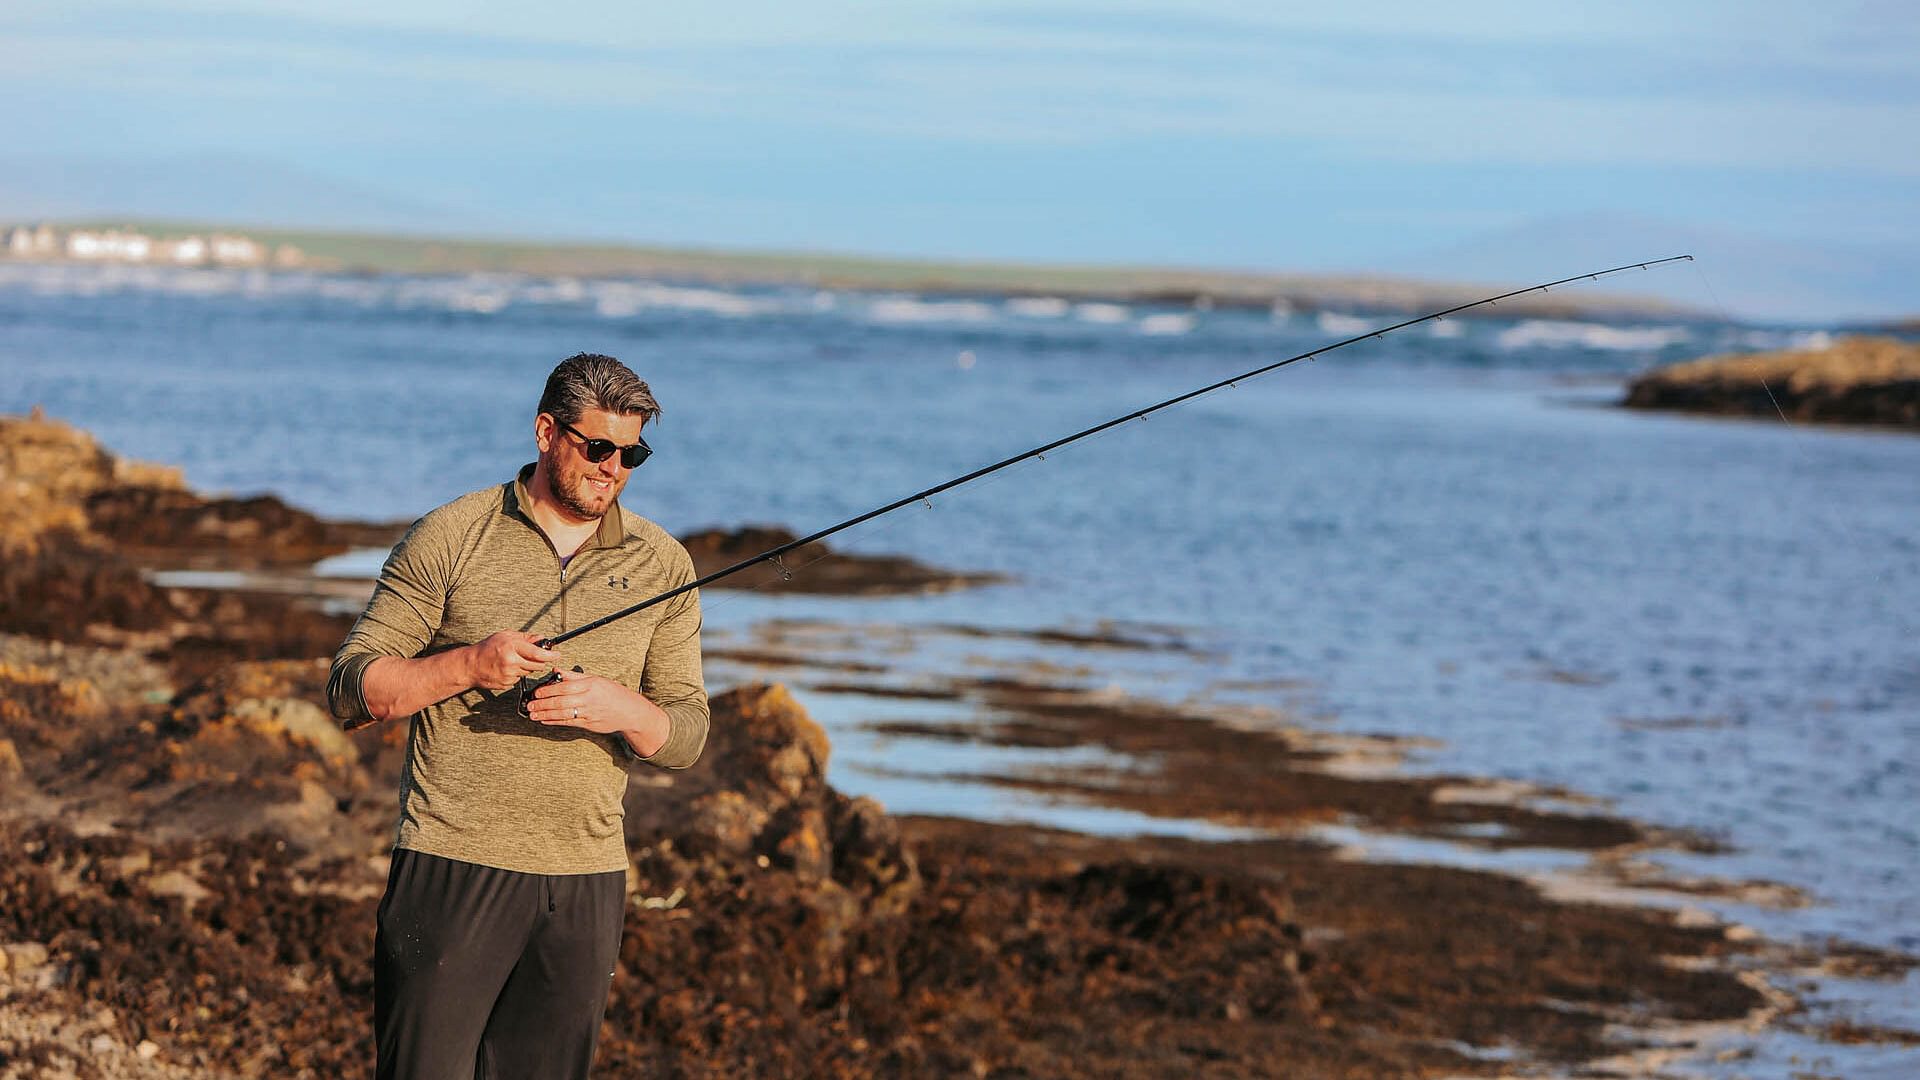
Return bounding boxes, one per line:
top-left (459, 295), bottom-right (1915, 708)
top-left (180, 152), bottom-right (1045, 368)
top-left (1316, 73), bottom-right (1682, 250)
top-left (526, 669), bottom-right (668, 754)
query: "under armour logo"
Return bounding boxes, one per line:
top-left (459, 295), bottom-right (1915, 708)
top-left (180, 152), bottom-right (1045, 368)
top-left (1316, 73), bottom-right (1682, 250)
top-left (608, 576), bottom-right (629, 589)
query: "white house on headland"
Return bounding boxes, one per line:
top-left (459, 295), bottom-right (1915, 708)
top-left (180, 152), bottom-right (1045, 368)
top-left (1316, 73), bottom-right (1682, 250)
top-left (5, 224), bottom-right (58, 257)
top-left (3, 224), bottom-right (298, 268)
top-left (67, 230), bottom-right (152, 261)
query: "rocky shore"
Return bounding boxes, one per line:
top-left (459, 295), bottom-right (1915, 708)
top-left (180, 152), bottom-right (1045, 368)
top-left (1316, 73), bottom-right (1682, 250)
top-left (3, 413), bottom-right (1912, 1078)
top-left (1623, 335), bottom-right (1920, 429)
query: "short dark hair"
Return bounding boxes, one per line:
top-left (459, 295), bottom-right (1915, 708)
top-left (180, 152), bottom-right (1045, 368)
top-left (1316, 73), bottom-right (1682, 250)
top-left (538, 353), bottom-right (662, 426)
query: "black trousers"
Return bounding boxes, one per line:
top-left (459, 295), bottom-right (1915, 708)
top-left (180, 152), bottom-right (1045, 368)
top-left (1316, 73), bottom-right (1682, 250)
top-left (374, 848), bottom-right (626, 1080)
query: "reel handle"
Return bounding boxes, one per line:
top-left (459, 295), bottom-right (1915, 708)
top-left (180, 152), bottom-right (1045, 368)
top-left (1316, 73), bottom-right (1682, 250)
top-left (513, 637), bottom-right (579, 718)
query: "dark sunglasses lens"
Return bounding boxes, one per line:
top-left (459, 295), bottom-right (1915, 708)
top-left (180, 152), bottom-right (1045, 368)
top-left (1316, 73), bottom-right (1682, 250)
top-left (620, 442), bottom-right (651, 469)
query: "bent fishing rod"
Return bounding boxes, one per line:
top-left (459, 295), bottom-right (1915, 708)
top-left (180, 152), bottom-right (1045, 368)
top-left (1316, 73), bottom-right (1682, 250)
top-left (519, 254), bottom-right (1692, 707)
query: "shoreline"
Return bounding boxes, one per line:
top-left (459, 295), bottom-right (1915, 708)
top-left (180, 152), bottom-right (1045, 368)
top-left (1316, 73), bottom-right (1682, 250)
top-left (3, 413), bottom-right (1916, 1076)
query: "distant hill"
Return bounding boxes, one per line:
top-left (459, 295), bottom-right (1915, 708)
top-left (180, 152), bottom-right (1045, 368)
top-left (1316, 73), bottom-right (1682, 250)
top-left (8, 217), bottom-right (1696, 323)
top-left (1397, 213), bottom-right (1919, 326)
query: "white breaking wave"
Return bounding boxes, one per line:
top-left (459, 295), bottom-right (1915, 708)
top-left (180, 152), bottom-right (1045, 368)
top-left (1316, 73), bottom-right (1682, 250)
top-left (1006, 296), bottom-right (1070, 318)
top-left (446, 291), bottom-right (508, 314)
top-left (1074, 302), bottom-right (1130, 324)
top-left (1496, 320), bottom-right (1692, 352)
top-left (0, 261), bottom-right (795, 320)
top-left (594, 294), bottom-right (644, 319)
top-left (1736, 329), bottom-right (1834, 352)
top-left (588, 281), bottom-right (776, 319)
top-left (1137, 313), bottom-right (1196, 336)
top-left (523, 278), bottom-right (587, 304)
top-left (393, 274), bottom-right (525, 315)
top-left (865, 297), bottom-right (998, 324)
top-left (1316, 312), bottom-right (1378, 336)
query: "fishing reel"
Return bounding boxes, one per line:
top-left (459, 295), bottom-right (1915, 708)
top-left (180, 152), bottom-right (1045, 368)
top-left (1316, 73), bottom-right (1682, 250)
top-left (514, 638), bottom-right (582, 718)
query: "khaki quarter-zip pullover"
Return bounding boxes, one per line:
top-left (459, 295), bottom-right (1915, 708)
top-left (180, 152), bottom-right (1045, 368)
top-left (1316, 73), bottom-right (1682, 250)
top-left (327, 465), bottom-right (708, 875)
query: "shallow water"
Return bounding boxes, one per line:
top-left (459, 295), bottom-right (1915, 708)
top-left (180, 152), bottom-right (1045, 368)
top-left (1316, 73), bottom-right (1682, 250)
top-left (4, 261), bottom-right (1917, 1066)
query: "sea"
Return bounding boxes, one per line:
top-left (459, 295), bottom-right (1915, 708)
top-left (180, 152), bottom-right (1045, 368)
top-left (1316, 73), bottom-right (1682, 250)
top-left (3, 261), bottom-right (1916, 1076)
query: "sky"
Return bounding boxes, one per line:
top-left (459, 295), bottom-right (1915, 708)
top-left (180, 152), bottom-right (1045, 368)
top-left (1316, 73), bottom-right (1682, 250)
top-left (3, 1), bottom-right (1918, 319)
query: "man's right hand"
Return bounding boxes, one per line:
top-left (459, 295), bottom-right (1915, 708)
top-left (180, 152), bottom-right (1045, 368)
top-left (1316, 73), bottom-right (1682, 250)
top-left (466, 631), bottom-right (563, 692)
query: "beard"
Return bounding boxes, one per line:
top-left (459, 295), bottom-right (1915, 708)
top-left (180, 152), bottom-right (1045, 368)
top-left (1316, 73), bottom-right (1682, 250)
top-left (546, 453), bottom-right (625, 522)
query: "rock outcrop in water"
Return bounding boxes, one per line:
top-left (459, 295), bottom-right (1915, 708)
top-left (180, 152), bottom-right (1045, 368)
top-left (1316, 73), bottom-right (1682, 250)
top-left (679, 525), bottom-right (1006, 596)
top-left (1624, 335), bottom-right (1920, 429)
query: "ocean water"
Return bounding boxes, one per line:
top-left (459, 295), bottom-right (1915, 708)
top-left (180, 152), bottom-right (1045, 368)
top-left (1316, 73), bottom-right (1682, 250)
top-left (3, 261), bottom-right (1916, 1067)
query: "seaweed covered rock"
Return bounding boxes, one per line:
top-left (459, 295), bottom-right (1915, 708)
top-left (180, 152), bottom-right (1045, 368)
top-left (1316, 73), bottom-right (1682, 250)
top-left (86, 487), bottom-right (342, 567)
top-left (48, 659), bottom-right (381, 857)
top-left (623, 681), bottom-right (922, 915)
top-left (0, 410), bottom-right (184, 555)
top-left (1624, 335), bottom-right (1920, 428)
top-left (0, 415), bottom-right (380, 671)
top-left (678, 524), bottom-right (1005, 595)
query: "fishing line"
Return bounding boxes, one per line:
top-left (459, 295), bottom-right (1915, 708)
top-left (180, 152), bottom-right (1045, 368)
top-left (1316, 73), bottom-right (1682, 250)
top-left (1684, 258), bottom-right (1895, 601)
top-left (518, 255), bottom-right (1695, 709)
top-left (1688, 261), bottom-right (1795, 426)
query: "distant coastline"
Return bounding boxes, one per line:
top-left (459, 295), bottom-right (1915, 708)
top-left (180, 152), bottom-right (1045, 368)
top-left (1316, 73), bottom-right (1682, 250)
top-left (3, 217), bottom-right (1700, 322)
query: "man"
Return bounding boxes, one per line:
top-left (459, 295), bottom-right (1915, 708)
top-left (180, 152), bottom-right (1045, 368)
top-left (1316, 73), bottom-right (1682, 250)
top-left (327, 352), bottom-right (709, 1080)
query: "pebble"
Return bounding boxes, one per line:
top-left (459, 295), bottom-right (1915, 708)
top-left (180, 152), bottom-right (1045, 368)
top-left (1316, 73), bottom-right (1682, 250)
top-left (136, 1040), bottom-right (161, 1060)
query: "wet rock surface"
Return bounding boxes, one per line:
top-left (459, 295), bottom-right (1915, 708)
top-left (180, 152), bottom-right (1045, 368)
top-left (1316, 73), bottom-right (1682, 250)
top-left (5, 413), bottom-right (1911, 1077)
top-left (1623, 335), bottom-right (1920, 428)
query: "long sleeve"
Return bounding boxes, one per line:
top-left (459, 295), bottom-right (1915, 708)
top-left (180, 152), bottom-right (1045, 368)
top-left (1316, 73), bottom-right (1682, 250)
top-left (633, 553), bottom-right (708, 769)
top-left (326, 512), bottom-right (455, 729)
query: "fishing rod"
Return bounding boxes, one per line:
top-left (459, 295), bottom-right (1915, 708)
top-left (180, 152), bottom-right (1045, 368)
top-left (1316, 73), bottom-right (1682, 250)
top-left (518, 254), bottom-right (1692, 711)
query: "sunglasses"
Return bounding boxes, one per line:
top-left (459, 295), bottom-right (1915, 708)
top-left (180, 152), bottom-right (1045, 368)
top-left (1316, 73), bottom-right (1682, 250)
top-left (554, 418), bottom-right (652, 469)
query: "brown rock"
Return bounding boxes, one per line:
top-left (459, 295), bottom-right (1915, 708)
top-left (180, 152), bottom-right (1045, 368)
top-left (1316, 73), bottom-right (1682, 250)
top-left (679, 524), bottom-right (1005, 596)
top-left (84, 486), bottom-right (380, 568)
top-left (713, 682), bottom-right (832, 797)
top-left (0, 412), bottom-right (183, 554)
top-left (0, 533), bottom-right (181, 642)
top-left (627, 684), bottom-right (920, 902)
top-left (682, 789), bottom-right (772, 858)
top-left (1625, 335), bottom-right (1920, 428)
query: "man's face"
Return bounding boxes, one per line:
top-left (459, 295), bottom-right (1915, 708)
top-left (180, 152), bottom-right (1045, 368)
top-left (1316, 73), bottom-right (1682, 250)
top-left (536, 407), bottom-right (646, 523)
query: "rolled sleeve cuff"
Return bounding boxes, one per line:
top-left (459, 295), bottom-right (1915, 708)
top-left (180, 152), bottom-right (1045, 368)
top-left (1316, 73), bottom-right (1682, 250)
top-left (630, 702), bottom-right (709, 770)
top-left (326, 652), bottom-right (382, 727)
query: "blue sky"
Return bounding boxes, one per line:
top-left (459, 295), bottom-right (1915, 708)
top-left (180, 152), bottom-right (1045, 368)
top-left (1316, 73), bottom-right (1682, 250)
top-left (4, 1), bottom-right (1918, 317)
